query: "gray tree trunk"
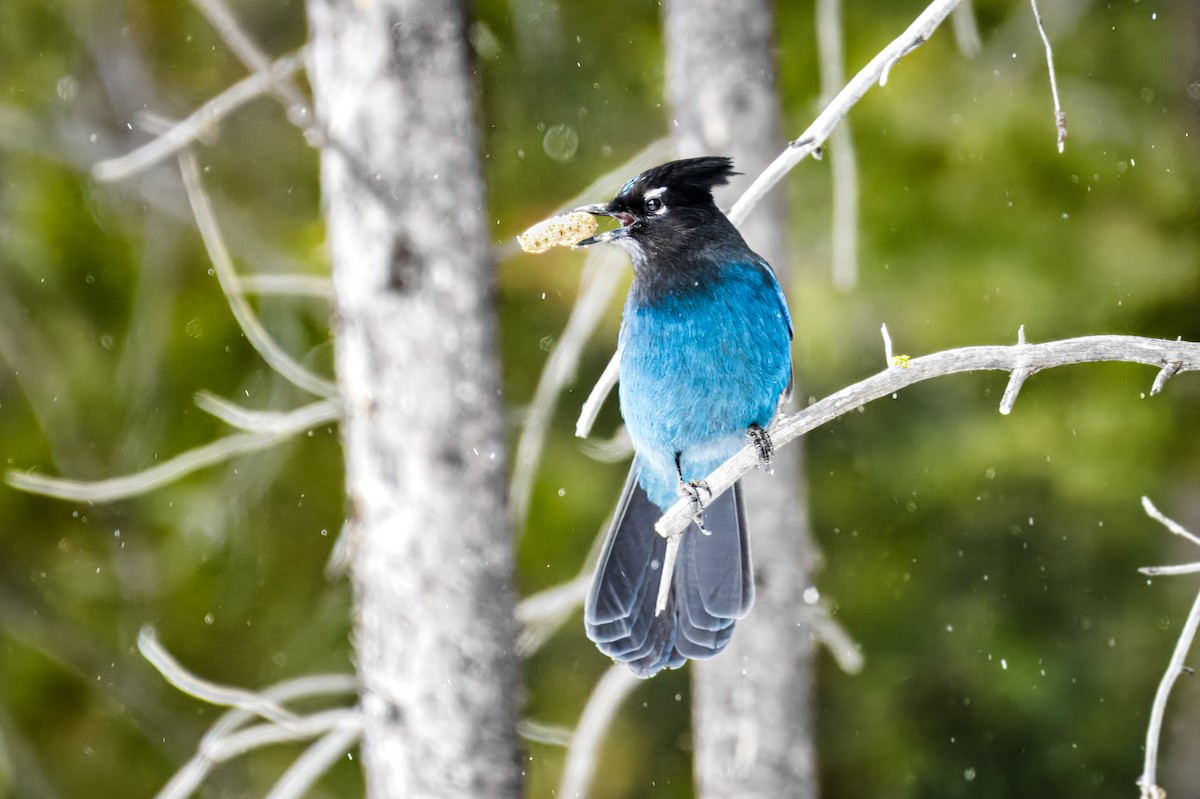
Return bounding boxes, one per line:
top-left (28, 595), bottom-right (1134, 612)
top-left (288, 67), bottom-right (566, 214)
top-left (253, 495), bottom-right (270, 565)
top-left (306, 2), bottom-right (523, 796)
top-left (664, 2), bottom-right (821, 796)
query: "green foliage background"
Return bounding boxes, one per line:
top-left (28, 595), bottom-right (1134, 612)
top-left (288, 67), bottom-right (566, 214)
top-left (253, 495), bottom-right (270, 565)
top-left (1, 0), bottom-right (1198, 797)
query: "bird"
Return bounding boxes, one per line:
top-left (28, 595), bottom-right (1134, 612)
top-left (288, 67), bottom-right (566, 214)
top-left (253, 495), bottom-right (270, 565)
top-left (573, 156), bottom-right (794, 678)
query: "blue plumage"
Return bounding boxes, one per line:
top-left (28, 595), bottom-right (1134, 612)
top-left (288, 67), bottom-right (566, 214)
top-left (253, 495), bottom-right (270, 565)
top-left (574, 157), bottom-right (794, 677)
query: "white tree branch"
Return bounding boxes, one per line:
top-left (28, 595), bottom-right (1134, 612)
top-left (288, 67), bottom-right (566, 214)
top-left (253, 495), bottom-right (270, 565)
top-left (728, 0), bottom-right (963, 226)
top-left (179, 149), bottom-right (338, 398)
top-left (137, 626), bottom-right (360, 799)
top-left (558, 664), bottom-right (641, 799)
top-left (1136, 498), bottom-right (1200, 799)
top-left (5, 399), bottom-right (337, 502)
top-left (189, 0), bottom-right (315, 135)
top-left (92, 48), bottom-right (308, 183)
top-left (646, 335), bottom-right (1200, 609)
top-left (1029, 0), bottom-right (1068, 153)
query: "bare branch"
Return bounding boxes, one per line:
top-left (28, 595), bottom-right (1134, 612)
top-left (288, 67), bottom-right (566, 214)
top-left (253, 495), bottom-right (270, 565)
top-left (558, 665), bottom-right (641, 799)
top-left (262, 720), bottom-right (361, 799)
top-left (138, 627), bottom-right (297, 725)
top-left (179, 149), bottom-right (338, 398)
top-left (805, 602), bottom-right (865, 674)
top-left (645, 335), bottom-right (1200, 601)
top-left (575, 349), bottom-right (620, 439)
top-left (517, 720), bottom-right (574, 748)
top-left (139, 627), bottom-right (358, 799)
top-left (998, 367), bottom-right (1034, 415)
top-left (237, 273), bottom-right (334, 299)
top-left (92, 48), bottom-right (308, 183)
top-left (1137, 499), bottom-right (1200, 799)
top-left (1142, 496), bottom-right (1200, 548)
top-left (194, 392), bottom-right (340, 434)
top-left (1029, 0), bottom-right (1068, 153)
top-left (6, 399), bottom-right (333, 502)
top-left (729, 0), bottom-right (963, 225)
top-left (1151, 362), bottom-right (1182, 397)
top-left (189, 0), bottom-right (315, 134)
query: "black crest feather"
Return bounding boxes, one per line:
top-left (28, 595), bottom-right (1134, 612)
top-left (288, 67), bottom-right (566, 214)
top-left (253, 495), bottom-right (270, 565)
top-left (623, 156), bottom-right (738, 201)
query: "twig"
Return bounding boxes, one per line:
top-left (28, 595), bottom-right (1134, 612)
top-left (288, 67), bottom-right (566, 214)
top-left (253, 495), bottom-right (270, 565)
top-left (138, 627), bottom-right (297, 725)
top-left (517, 720), bottom-right (574, 748)
top-left (140, 628), bottom-right (358, 799)
top-left (261, 720), bottom-right (361, 799)
top-left (237, 273), bottom-right (334, 299)
top-left (194, 392), bottom-right (340, 434)
top-left (92, 48), bottom-right (308, 182)
top-left (1136, 499), bottom-right (1200, 799)
top-left (1029, 0), bottom-right (1068, 153)
top-left (576, 350), bottom-right (620, 439)
top-left (646, 335), bottom-right (1200, 605)
top-left (805, 602), bottom-right (865, 674)
top-left (189, 0), bottom-right (315, 134)
top-left (1142, 496), bottom-right (1200, 548)
top-left (729, 0), bottom-right (963, 226)
top-left (179, 149), bottom-right (338, 398)
top-left (558, 665), bottom-right (641, 798)
top-left (6, 400), bottom-right (334, 502)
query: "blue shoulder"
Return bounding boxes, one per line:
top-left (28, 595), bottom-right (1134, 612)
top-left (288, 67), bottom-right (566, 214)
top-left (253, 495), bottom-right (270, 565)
top-left (756, 258), bottom-right (793, 341)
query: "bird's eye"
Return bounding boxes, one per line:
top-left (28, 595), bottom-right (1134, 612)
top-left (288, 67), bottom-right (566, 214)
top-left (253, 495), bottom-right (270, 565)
top-left (645, 197), bottom-right (664, 213)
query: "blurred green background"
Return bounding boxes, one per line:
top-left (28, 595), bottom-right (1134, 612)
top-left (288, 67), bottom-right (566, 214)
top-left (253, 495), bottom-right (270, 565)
top-left (1, 0), bottom-right (1198, 797)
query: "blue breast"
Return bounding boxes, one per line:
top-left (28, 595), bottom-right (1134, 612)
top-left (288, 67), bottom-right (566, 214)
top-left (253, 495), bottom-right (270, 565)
top-left (618, 260), bottom-right (792, 509)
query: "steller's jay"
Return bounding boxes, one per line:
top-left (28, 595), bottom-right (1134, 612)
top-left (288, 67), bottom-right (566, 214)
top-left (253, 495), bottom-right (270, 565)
top-left (573, 156), bottom-right (794, 678)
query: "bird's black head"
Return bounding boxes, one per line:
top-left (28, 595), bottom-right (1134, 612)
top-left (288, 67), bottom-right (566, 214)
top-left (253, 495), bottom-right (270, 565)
top-left (574, 157), bottom-right (741, 264)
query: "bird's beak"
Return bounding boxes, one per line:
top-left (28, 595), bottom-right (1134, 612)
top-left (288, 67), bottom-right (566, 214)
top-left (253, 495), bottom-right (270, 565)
top-left (572, 203), bottom-right (632, 247)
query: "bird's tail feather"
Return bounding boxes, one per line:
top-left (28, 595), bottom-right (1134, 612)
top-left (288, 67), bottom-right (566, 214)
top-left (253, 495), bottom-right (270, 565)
top-left (584, 464), bottom-right (753, 678)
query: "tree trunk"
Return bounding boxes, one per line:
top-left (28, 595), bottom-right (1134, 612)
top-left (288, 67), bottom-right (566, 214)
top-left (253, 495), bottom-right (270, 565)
top-left (306, 2), bottom-right (523, 796)
top-left (664, 1), bottom-right (821, 796)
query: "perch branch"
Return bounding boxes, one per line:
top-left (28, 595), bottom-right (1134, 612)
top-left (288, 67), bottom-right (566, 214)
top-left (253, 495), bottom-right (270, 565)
top-left (647, 335), bottom-right (1200, 608)
top-left (1136, 498), bottom-right (1200, 799)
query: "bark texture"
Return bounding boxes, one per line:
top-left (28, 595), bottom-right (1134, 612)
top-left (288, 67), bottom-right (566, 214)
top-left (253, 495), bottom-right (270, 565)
top-left (306, 1), bottom-right (522, 796)
top-left (664, 1), bottom-right (821, 796)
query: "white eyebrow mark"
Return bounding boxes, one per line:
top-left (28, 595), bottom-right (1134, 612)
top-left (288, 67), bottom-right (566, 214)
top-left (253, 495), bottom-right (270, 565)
top-left (645, 186), bottom-right (667, 200)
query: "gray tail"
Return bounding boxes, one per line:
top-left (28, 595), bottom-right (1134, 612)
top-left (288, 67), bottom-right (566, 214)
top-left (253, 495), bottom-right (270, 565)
top-left (583, 464), bottom-right (754, 678)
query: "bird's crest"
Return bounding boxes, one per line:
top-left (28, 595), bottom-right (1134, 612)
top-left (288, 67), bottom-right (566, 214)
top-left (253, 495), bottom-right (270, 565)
top-left (620, 156), bottom-right (738, 201)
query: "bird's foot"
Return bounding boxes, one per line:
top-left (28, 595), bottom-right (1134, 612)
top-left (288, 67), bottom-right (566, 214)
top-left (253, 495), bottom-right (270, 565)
top-left (678, 479), bottom-right (713, 535)
top-left (748, 424), bottom-right (775, 475)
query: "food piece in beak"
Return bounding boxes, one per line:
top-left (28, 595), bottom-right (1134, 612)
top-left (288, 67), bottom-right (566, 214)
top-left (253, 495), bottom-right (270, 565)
top-left (517, 211), bottom-right (600, 254)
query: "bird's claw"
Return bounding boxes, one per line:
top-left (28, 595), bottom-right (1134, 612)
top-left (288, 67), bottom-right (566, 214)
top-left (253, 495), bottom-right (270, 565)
top-left (748, 424), bottom-right (774, 475)
top-left (678, 479), bottom-right (713, 535)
